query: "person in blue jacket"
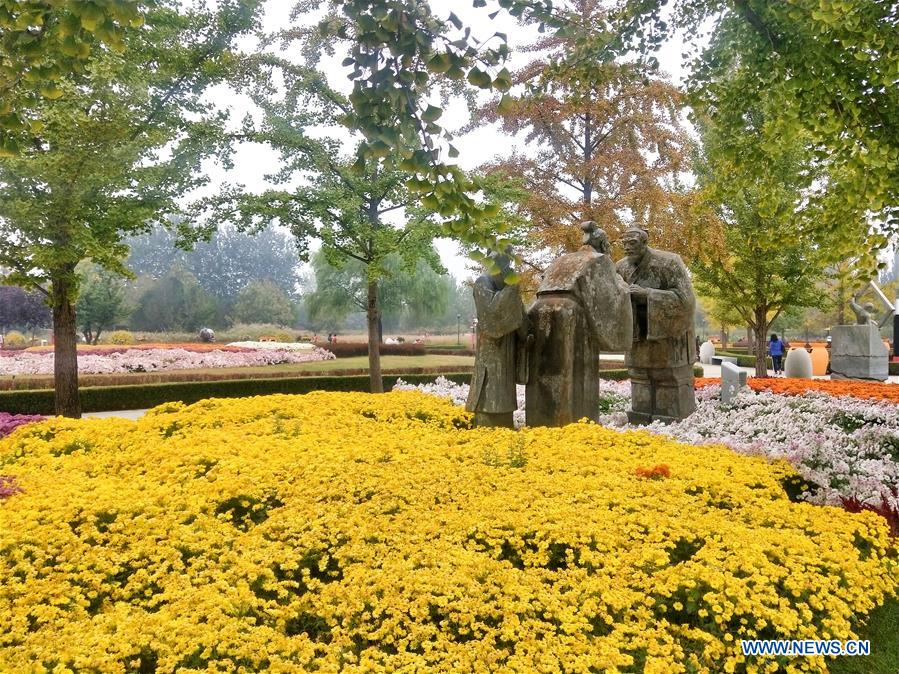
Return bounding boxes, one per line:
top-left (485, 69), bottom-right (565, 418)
top-left (768, 333), bottom-right (786, 375)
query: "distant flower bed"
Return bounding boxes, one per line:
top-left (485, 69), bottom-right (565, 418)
top-left (21, 343), bottom-right (253, 355)
top-left (0, 413), bottom-right (45, 439)
top-left (227, 341), bottom-right (316, 351)
top-left (696, 377), bottom-right (899, 404)
top-left (0, 392), bottom-right (896, 672)
top-left (0, 346), bottom-right (335, 376)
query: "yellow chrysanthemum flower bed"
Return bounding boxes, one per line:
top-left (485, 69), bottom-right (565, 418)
top-left (1, 391), bottom-right (897, 674)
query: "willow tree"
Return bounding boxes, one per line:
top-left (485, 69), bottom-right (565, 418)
top-left (0, 0), bottom-right (260, 416)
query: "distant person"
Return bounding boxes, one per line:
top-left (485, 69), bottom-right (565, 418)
top-left (768, 333), bottom-right (786, 375)
top-left (327, 333), bottom-right (333, 344)
top-left (332, 334), bottom-right (338, 343)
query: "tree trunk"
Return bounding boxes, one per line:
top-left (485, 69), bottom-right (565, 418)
top-left (721, 325), bottom-right (728, 349)
top-left (52, 274), bottom-right (81, 418)
top-left (753, 307), bottom-right (769, 378)
top-left (367, 279), bottom-right (383, 393)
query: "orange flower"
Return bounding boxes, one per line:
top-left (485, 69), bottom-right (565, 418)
top-left (635, 464), bottom-right (671, 479)
top-left (695, 377), bottom-right (899, 404)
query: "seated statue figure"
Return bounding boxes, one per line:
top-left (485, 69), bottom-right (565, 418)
top-left (525, 222), bottom-right (632, 427)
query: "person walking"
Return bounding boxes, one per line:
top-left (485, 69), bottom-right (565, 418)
top-left (768, 333), bottom-right (786, 375)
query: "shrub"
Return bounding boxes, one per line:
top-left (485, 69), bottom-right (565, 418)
top-left (107, 330), bottom-right (135, 345)
top-left (274, 331), bottom-right (294, 343)
top-left (2, 331), bottom-right (27, 350)
top-left (326, 342), bottom-right (426, 358)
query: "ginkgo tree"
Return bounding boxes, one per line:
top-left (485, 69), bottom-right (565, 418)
top-left (470, 0), bottom-right (703, 268)
top-left (0, 0), bottom-right (147, 156)
top-left (205, 61), bottom-right (445, 393)
top-left (0, 0), bottom-right (261, 417)
top-left (615, 0), bottom-right (899, 268)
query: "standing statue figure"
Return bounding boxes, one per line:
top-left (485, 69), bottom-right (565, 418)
top-left (616, 227), bottom-right (697, 424)
top-left (466, 249), bottom-right (528, 428)
top-left (849, 293), bottom-right (878, 326)
top-left (525, 222), bottom-right (633, 427)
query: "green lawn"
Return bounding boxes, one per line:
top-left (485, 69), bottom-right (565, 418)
top-left (829, 596), bottom-right (899, 674)
top-left (0, 355), bottom-right (474, 390)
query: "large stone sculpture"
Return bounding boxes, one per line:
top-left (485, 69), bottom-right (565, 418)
top-left (849, 293), bottom-right (877, 325)
top-left (830, 291), bottom-right (889, 381)
top-left (466, 249), bottom-right (528, 428)
top-left (616, 228), bottom-right (697, 424)
top-left (525, 222), bottom-right (633, 426)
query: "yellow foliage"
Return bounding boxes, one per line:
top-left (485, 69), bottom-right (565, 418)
top-left (0, 391), bottom-right (896, 673)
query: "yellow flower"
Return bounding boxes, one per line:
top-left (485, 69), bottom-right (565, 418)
top-left (0, 391), bottom-right (895, 673)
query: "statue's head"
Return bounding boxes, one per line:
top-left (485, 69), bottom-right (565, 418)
top-left (621, 227), bottom-right (649, 259)
top-left (864, 302), bottom-right (875, 313)
top-left (581, 221), bottom-right (610, 254)
top-left (486, 246), bottom-right (514, 285)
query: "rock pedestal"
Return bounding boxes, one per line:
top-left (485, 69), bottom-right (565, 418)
top-left (721, 361), bottom-right (747, 404)
top-left (784, 347), bottom-right (813, 378)
top-left (830, 324), bottom-right (889, 381)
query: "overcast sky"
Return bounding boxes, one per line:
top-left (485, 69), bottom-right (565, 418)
top-left (204, 1), bottom-right (691, 280)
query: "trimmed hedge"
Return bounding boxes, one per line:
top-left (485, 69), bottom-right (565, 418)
top-left (717, 350), bottom-right (773, 369)
top-left (891, 361), bottom-right (899, 376)
top-left (0, 373), bottom-right (472, 416)
top-left (324, 342), bottom-right (427, 358)
top-left (426, 348), bottom-right (476, 357)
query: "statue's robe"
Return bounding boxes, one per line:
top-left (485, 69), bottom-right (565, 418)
top-left (616, 248), bottom-right (697, 423)
top-left (466, 276), bottom-right (527, 420)
top-left (525, 248), bottom-right (632, 427)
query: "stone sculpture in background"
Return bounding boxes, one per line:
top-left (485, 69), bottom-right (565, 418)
top-left (699, 340), bottom-right (716, 365)
top-left (466, 249), bottom-right (528, 428)
top-left (616, 228), bottom-right (697, 424)
top-left (830, 291), bottom-right (889, 381)
top-left (784, 346), bottom-right (813, 378)
top-left (525, 222), bottom-right (632, 427)
top-left (849, 293), bottom-right (878, 326)
top-left (720, 361), bottom-right (747, 405)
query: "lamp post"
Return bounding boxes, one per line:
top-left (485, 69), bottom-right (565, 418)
top-left (456, 313), bottom-right (461, 345)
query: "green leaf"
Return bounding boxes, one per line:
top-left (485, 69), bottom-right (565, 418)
top-left (427, 54), bottom-right (452, 74)
top-left (467, 67), bottom-right (492, 89)
top-left (422, 105), bottom-right (443, 122)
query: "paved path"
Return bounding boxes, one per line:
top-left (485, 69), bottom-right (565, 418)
top-left (83, 409), bottom-right (148, 420)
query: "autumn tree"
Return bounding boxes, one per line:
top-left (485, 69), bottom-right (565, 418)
top-left (0, 0), bottom-right (260, 416)
top-left (471, 0), bottom-right (704, 267)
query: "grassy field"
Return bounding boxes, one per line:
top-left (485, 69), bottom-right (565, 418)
top-left (0, 355), bottom-right (475, 391)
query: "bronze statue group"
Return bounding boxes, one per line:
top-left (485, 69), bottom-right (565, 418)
top-left (466, 223), bottom-right (698, 428)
